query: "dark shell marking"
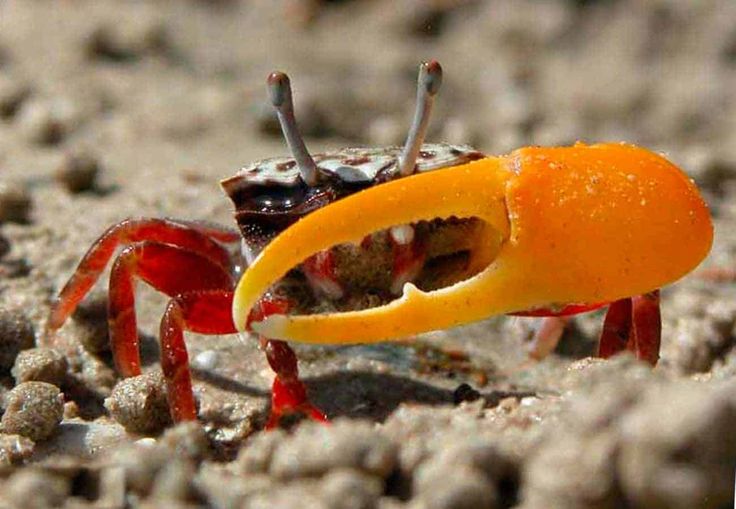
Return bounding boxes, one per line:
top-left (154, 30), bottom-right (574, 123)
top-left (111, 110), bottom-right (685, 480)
top-left (221, 143), bottom-right (485, 254)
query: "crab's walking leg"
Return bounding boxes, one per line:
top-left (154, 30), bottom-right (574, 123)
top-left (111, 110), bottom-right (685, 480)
top-left (160, 290), bottom-right (236, 422)
top-left (261, 338), bottom-right (327, 429)
top-left (598, 298), bottom-right (632, 359)
top-left (597, 290), bottom-right (661, 365)
top-left (108, 241), bottom-right (233, 376)
top-left (629, 291), bottom-right (661, 365)
top-left (247, 296), bottom-right (327, 428)
top-left (47, 218), bottom-right (238, 332)
top-left (527, 316), bottom-right (571, 360)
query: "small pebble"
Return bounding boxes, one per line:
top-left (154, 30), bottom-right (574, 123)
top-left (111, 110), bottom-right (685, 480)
top-left (192, 350), bottom-right (218, 371)
top-left (62, 400), bottom-right (79, 419)
top-left (11, 347), bottom-right (68, 385)
top-left (452, 383), bottom-right (481, 405)
top-left (0, 308), bottom-right (35, 371)
top-left (496, 396), bottom-right (520, 413)
top-left (17, 99), bottom-right (67, 145)
top-left (0, 182), bottom-right (32, 224)
top-left (136, 437), bottom-right (157, 448)
top-left (0, 433), bottom-right (35, 466)
top-left (55, 151), bottom-right (101, 193)
top-left (0, 75), bottom-right (29, 118)
top-left (104, 371), bottom-right (173, 434)
top-left (1, 382), bottom-right (64, 441)
top-left (86, 19), bottom-right (168, 62)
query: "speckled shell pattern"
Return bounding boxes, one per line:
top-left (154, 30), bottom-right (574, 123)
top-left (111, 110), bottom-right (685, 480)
top-left (220, 143), bottom-right (484, 258)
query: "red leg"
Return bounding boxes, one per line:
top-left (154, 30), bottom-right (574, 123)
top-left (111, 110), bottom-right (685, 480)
top-left (108, 241), bottom-right (233, 377)
top-left (598, 297), bottom-right (632, 359)
top-left (160, 290), bottom-right (236, 422)
top-left (261, 339), bottom-right (328, 429)
top-left (47, 218), bottom-right (238, 332)
top-left (302, 250), bottom-right (344, 299)
top-left (630, 290), bottom-right (661, 365)
top-left (528, 316), bottom-right (571, 360)
top-left (389, 225), bottom-right (426, 295)
top-left (597, 291), bottom-right (661, 366)
top-left (248, 296), bottom-right (327, 429)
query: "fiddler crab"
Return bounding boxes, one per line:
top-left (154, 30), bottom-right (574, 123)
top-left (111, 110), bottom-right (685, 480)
top-left (46, 61), bottom-right (713, 429)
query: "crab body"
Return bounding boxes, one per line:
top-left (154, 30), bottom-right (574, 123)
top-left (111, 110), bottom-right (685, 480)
top-left (46, 62), bottom-right (713, 429)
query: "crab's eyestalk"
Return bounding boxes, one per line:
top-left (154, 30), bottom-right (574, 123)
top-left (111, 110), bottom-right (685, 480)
top-left (399, 60), bottom-right (443, 177)
top-left (268, 71), bottom-right (318, 186)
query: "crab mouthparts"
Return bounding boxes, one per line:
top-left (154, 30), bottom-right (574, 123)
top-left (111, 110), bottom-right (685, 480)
top-left (233, 157), bottom-right (520, 344)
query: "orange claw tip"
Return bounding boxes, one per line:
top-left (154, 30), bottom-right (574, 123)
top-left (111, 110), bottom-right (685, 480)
top-left (232, 142), bottom-right (713, 344)
top-left (501, 142), bottom-right (713, 304)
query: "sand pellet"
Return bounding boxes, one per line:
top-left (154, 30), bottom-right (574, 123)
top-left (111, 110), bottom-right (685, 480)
top-left (0, 182), bottom-right (32, 224)
top-left (105, 372), bottom-right (172, 434)
top-left (55, 151), bottom-right (101, 193)
top-left (1, 382), bottom-right (64, 441)
top-left (0, 433), bottom-right (35, 466)
top-left (0, 308), bottom-right (35, 372)
top-left (11, 347), bottom-right (68, 386)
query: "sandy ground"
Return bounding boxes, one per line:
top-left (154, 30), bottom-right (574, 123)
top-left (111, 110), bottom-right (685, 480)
top-left (0, 1), bottom-right (735, 508)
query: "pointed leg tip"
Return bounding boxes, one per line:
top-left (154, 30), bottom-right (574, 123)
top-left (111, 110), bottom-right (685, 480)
top-left (264, 404), bottom-right (329, 430)
top-left (266, 376), bottom-right (329, 430)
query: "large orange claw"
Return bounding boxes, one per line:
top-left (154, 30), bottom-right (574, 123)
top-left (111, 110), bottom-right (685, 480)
top-left (232, 143), bottom-right (713, 344)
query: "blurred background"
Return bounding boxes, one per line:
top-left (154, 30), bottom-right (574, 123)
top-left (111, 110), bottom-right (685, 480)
top-left (2, 0), bottom-right (735, 192)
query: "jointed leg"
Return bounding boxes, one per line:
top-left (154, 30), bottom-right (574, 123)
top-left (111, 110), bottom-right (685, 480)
top-left (527, 316), bottom-right (571, 360)
top-left (261, 339), bottom-right (328, 429)
top-left (108, 241), bottom-right (233, 377)
top-left (514, 303), bottom-right (604, 361)
top-left (160, 290), bottom-right (236, 422)
top-left (598, 290), bottom-right (661, 365)
top-left (629, 291), bottom-right (661, 365)
top-left (248, 295), bottom-right (327, 428)
top-left (47, 218), bottom-right (238, 332)
top-left (598, 298), bottom-right (632, 359)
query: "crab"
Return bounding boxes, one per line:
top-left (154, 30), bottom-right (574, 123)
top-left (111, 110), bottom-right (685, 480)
top-left (46, 61), bottom-right (713, 429)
